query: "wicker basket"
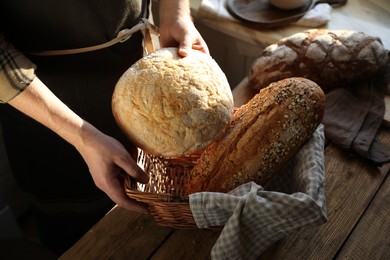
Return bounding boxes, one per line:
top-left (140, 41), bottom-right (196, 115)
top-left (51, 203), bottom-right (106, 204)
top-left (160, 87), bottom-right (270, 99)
top-left (124, 149), bottom-right (201, 229)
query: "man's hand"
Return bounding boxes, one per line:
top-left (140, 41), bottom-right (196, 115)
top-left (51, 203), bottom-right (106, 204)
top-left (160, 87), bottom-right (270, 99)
top-left (9, 76), bottom-right (150, 213)
top-left (75, 123), bottom-right (149, 213)
top-left (158, 0), bottom-right (209, 57)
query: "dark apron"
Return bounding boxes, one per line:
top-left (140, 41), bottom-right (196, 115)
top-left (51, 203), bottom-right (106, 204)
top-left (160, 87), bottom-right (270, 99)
top-left (0, 0), bottom-right (148, 254)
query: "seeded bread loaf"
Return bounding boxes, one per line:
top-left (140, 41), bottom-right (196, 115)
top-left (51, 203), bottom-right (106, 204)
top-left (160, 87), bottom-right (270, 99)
top-left (185, 77), bottom-right (325, 194)
top-left (249, 29), bottom-right (389, 92)
top-left (112, 48), bottom-right (234, 157)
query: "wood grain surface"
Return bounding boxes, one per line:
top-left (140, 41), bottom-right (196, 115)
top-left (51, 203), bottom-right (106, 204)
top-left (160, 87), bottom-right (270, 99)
top-left (60, 76), bottom-right (390, 260)
top-left (259, 127), bottom-right (390, 259)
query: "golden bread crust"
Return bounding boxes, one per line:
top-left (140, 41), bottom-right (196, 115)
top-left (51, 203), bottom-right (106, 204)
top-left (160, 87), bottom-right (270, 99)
top-left (185, 77), bottom-right (325, 194)
top-left (112, 48), bottom-right (234, 156)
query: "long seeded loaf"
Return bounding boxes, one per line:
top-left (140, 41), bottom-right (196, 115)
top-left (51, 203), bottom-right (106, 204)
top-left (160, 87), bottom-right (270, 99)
top-left (185, 77), bottom-right (325, 194)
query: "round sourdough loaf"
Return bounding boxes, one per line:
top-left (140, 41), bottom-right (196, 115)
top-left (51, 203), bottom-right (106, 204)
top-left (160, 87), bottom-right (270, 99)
top-left (112, 47), bottom-right (234, 157)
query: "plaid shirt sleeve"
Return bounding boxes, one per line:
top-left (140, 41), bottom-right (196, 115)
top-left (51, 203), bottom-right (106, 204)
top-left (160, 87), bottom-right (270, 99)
top-left (189, 124), bottom-right (327, 260)
top-left (0, 34), bottom-right (36, 103)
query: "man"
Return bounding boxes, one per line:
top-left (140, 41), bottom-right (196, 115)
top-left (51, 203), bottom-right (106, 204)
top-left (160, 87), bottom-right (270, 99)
top-left (0, 0), bottom-right (209, 255)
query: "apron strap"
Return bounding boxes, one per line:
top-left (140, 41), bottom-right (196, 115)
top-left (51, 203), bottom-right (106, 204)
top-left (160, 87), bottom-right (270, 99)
top-left (29, 18), bottom-right (159, 56)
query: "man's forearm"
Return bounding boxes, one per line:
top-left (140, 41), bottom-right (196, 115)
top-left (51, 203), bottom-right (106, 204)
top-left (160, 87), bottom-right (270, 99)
top-left (8, 76), bottom-right (93, 151)
top-left (159, 0), bottom-right (191, 25)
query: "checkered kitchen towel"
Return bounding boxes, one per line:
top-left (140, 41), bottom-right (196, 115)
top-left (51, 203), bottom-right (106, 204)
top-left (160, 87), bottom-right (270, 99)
top-left (189, 124), bottom-right (327, 259)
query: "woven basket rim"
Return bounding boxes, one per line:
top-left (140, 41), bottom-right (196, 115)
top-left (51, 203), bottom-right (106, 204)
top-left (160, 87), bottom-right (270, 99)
top-left (125, 176), bottom-right (190, 203)
top-left (124, 149), bottom-right (200, 229)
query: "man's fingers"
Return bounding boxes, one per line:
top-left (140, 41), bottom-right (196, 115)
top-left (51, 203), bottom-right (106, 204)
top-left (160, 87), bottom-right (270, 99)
top-left (179, 36), bottom-right (209, 57)
top-left (117, 155), bottom-right (149, 184)
top-left (107, 172), bottom-right (149, 213)
top-left (178, 46), bottom-right (190, 57)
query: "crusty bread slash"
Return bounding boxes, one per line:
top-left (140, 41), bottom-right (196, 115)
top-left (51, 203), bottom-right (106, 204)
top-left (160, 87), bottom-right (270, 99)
top-left (249, 29), bottom-right (389, 92)
top-left (185, 77), bottom-right (325, 194)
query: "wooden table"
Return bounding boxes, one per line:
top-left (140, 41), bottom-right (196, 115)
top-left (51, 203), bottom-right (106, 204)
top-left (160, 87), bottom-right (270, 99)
top-left (60, 77), bottom-right (390, 259)
top-left (60, 1), bottom-right (390, 258)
